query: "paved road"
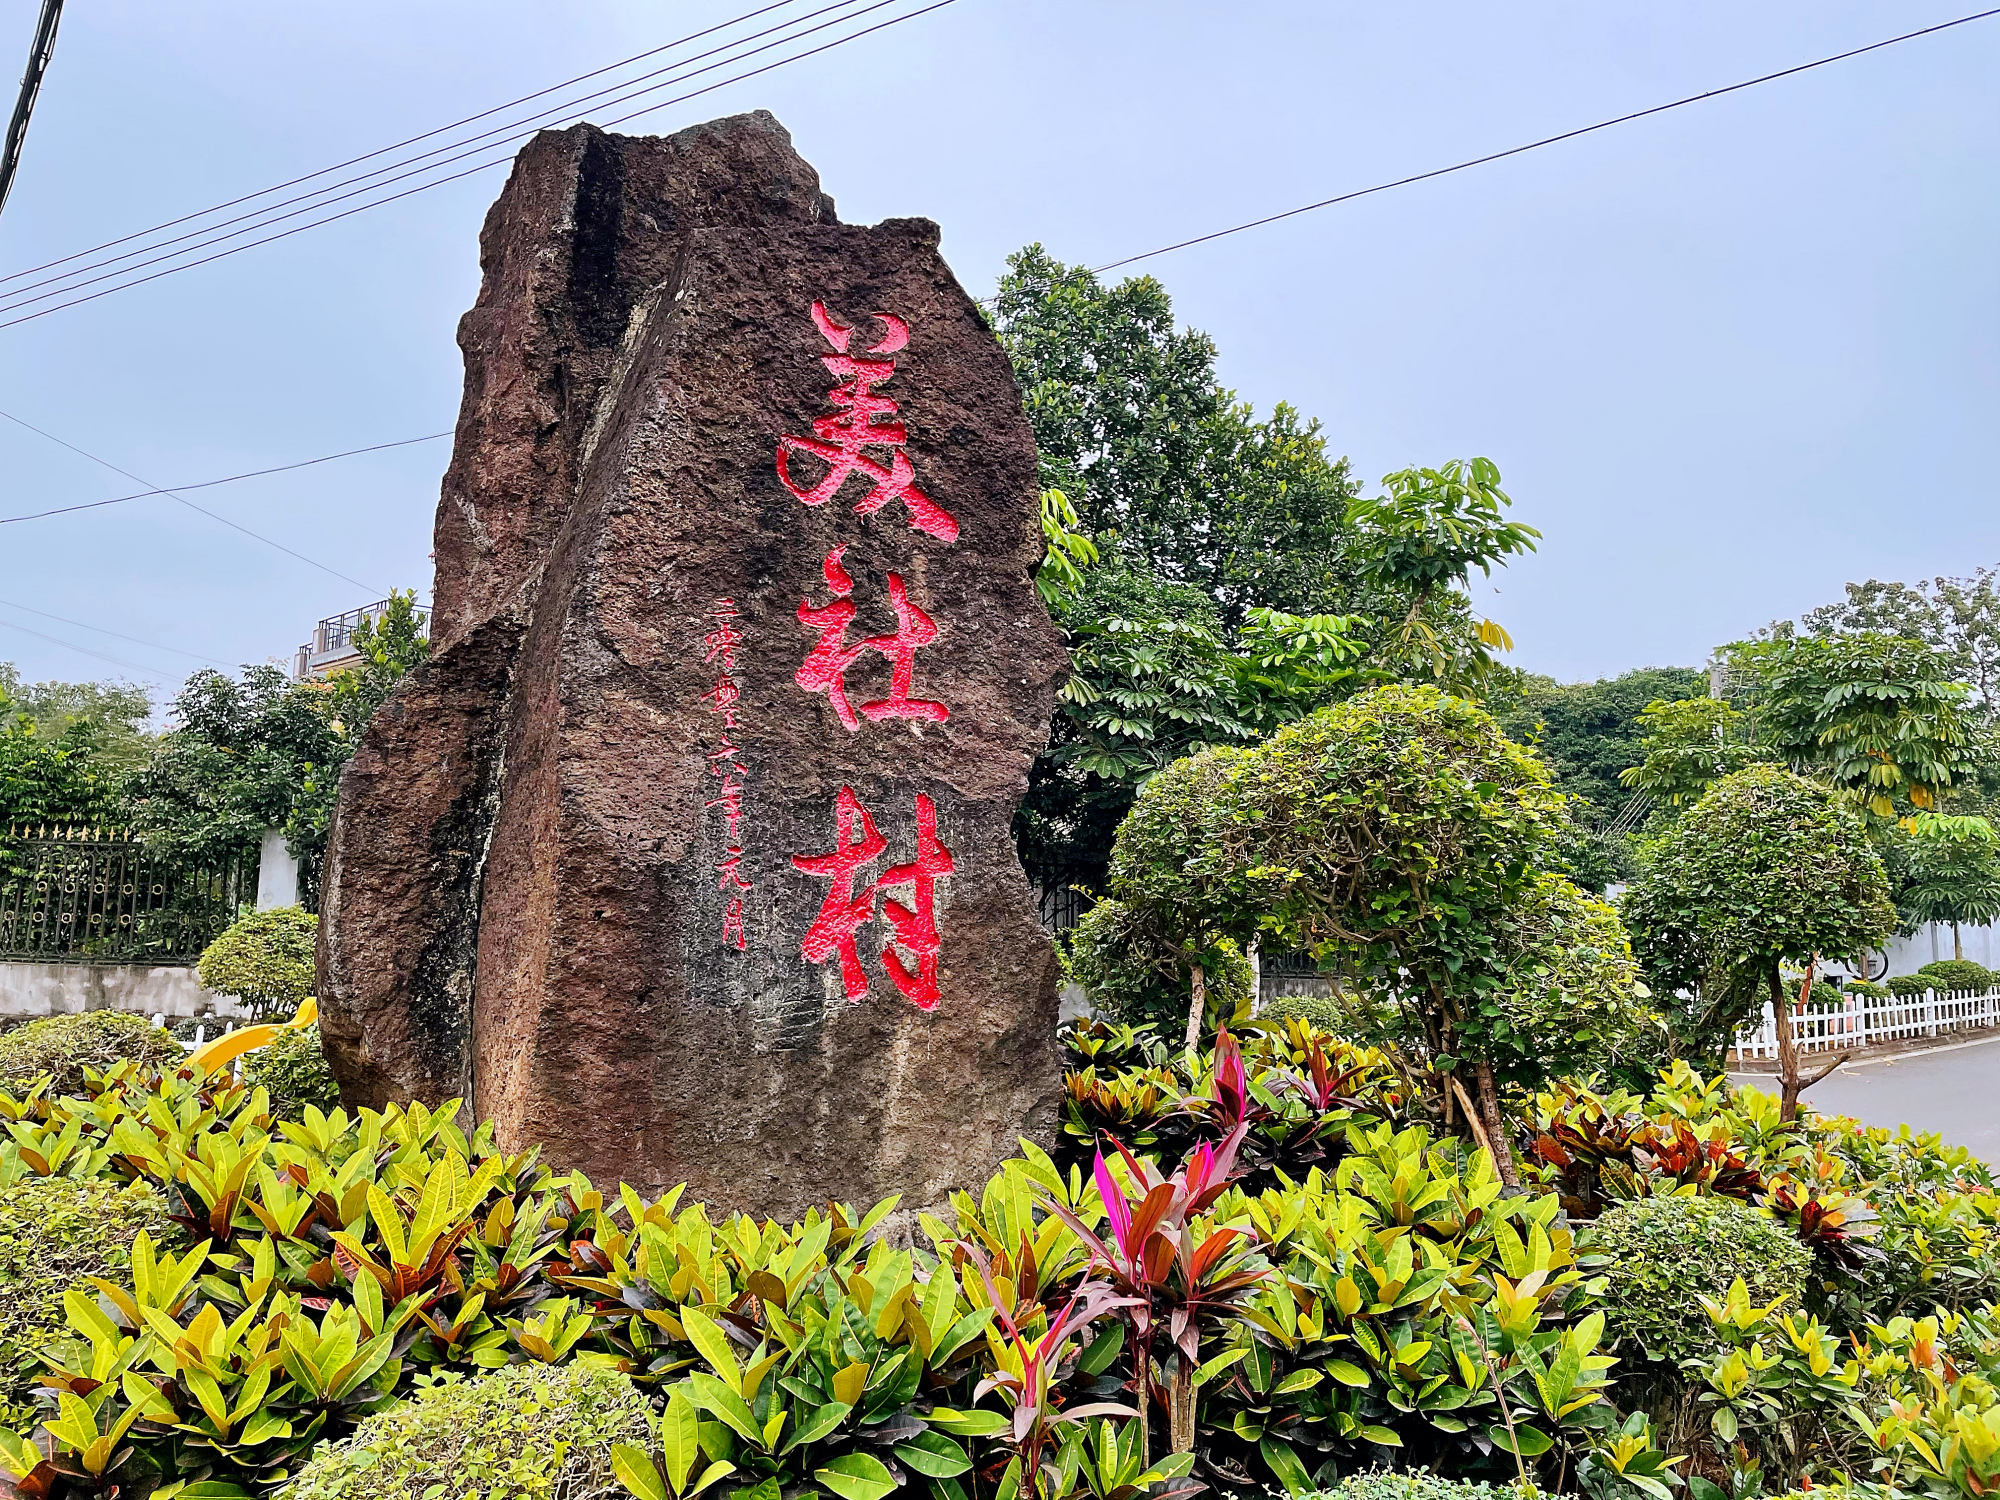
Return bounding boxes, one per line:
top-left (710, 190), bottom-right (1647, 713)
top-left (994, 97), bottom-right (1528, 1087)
top-left (1737, 1034), bottom-right (2000, 1163)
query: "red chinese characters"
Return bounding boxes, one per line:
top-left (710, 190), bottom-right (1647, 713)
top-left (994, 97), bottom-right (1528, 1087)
top-left (794, 546), bottom-right (947, 732)
top-left (792, 788), bottom-right (955, 1010)
top-left (775, 302), bottom-right (959, 543)
top-left (698, 599), bottom-right (752, 951)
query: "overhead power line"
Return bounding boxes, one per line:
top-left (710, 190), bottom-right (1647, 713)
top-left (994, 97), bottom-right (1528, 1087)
top-left (0, 0), bottom-right (878, 313)
top-left (0, 407), bottom-right (385, 594)
top-left (0, 0), bottom-right (958, 330)
top-left (0, 596), bottom-right (233, 667)
top-left (0, 611), bottom-right (178, 683)
top-left (1082, 7), bottom-right (2000, 279)
top-left (0, 0), bottom-right (64, 218)
top-left (0, 429), bottom-right (452, 525)
top-left (0, 0), bottom-right (813, 286)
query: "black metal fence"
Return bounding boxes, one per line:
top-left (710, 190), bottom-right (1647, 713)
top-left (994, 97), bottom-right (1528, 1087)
top-left (0, 827), bottom-right (258, 964)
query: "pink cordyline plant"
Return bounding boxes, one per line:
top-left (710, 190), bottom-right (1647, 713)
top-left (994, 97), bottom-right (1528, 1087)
top-left (963, 1247), bottom-right (1137, 1492)
top-left (1038, 1115), bottom-right (1265, 1461)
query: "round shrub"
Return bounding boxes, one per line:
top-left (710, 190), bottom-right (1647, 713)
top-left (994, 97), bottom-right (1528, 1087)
top-left (1582, 1193), bottom-right (1811, 1364)
top-left (1843, 979), bottom-right (1889, 1001)
top-left (197, 905), bottom-right (317, 1019)
top-left (1067, 896), bottom-right (1253, 1031)
top-left (286, 1361), bottom-right (651, 1500)
top-left (0, 1010), bottom-right (182, 1095)
top-left (1259, 991), bottom-right (1346, 1033)
top-left (1887, 974), bottom-right (1932, 998)
top-left (240, 1022), bottom-right (341, 1121)
top-left (1917, 958), bottom-right (1995, 993)
top-left (0, 1176), bottom-right (169, 1429)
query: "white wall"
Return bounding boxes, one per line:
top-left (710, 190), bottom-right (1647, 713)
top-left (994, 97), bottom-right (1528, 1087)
top-left (0, 963), bottom-right (248, 1026)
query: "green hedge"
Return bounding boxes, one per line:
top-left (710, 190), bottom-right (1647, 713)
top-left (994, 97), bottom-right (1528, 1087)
top-left (286, 1362), bottom-right (651, 1500)
top-left (1316, 1472), bottom-right (1536, 1500)
top-left (1917, 958), bottom-right (1995, 993)
top-left (0, 1010), bottom-right (182, 1095)
top-left (1886, 974), bottom-right (1931, 998)
top-left (1581, 1193), bottom-right (1810, 1365)
top-left (1259, 990), bottom-right (1346, 1033)
top-left (0, 1176), bottom-right (169, 1430)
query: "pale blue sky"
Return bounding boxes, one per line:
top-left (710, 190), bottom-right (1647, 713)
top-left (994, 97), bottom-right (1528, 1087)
top-left (0, 1), bottom-right (1993, 705)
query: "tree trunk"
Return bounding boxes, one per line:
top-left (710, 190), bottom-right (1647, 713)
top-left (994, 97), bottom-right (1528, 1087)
top-left (1168, 1361), bottom-right (1197, 1455)
top-left (1473, 1058), bottom-right (1521, 1188)
top-left (1772, 967), bottom-right (1803, 1123)
top-left (1184, 960), bottom-right (1207, 1054)
top-left (1955, 923), bottom-right (1964, 962)
top-left (1247, 938), bottom-right (1261, 1018)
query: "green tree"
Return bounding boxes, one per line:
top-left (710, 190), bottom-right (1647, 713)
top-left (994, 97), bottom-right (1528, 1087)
top-left (0, 670), bottom-right (132, 852)
top-left (1213, 685), bottom-right (1565, 1180)
top-left (1100, 747), bottom-right (1259, 1054)
top-left (1345, 457), bottom-right (1538, 689)
top-left (1896, 812), bottom-right (2000, 961)
top-left (993, 244), bottom-right (1367, 623)
top-left (127, 597), bottom-right (427, 906)
top-left (1489, 666), bottom-right (1707, 823)
top-left (1620, 765), bottom-right (1895, 1119)
top-left (1617, 695), bottom-right (1763, 808)
top-left (0, 665), bottom-right (153, 774)
top-left (1799, 568), bottom-right (1999, 710)
top-left (1723, 633), bottom-right (1980, 818)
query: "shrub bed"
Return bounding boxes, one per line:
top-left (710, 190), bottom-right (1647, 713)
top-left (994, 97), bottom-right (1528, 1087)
top-left (0, 1010), bottom-right (181, 1094)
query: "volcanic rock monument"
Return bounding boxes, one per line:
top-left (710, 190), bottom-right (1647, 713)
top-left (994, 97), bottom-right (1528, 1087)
top-left (317, 112), bottom-right (1065, 1217)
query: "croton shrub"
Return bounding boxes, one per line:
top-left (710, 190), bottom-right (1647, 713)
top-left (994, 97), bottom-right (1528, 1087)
top-left (0, 1018), bottom-right (1992, 1500)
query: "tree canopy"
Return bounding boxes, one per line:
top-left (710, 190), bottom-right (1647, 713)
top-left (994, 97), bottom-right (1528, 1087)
top-left (1620, 765), bottom-right (1895, 1116)
top-left (1492, 665), bottom-right (1707, 823)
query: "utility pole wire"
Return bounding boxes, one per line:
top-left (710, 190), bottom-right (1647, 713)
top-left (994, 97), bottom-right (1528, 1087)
top-left (0, 0), bottom-right (63, 218)
top-left (0, 0), bottom-right (817, 288)
top-left (0, 0), bottom-right (878, 313)
top-left (0, 0), bottom-right (957, 329)
top-left (0, 430), bottom-right (453, 525)
top-left (0, 595), bottom-right (234, 667)
top-left (1084, 6), bottom-right (2000, 278)
top-left (0, 407), bottom-right (385, 595)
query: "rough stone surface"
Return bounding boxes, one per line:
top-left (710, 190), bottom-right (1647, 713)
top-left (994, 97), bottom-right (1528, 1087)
top-left (319, 114), bottom-right (836, 1113)
top-left (320, 117), bottom-right (1065, 1218)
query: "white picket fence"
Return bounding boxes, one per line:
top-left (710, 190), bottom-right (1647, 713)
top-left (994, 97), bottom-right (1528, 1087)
top-left (1733, 986), bottom-right (2000, 1060)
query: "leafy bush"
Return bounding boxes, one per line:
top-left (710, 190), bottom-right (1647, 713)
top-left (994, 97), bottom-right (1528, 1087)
top-left (1259, 990), bottom-right (1346, 1033)
top-left (288, 1362), bottom-right (651, 1500)
top-left (196, 905), bottom-right (317, 1019)
top-left (1916, 958), bottom-right (1995, 993)
top-left (0, 1176), bottom-right (167, 1430)
top-left (237, 1021), bottom-right (340, 1120)
top-left (0, 1010), bottom-right (181, 1094)
top-left (1316, 1473), bottom-right (1536, 1500)
top-left (1583, 1193), bottom-right (1811, 1365)
top-left (1888, 974), bottom-right (1932, 998)
top-left (1844, 980), bottom-right (1889, 1001)
top-left (1066, 895), bottom-right (1253, 1031)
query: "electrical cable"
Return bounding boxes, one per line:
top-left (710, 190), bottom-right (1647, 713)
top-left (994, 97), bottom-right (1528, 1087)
top-left (0, 407), bottom-right (384, 594)
top-left (0, 596), bottom-right (234, 666)
top-left (0, 612), bottom-right (178, 682)
top-left (0, 0), bottom-right (878, 313)
top-left (0, 0), bottom-right (814, 286)
top-left (1082, 7), bottom-right (2000, 278)
top-left (0, 430), bottom-right (452, 525)
top-left (0, 0), bottom-right (956, 328)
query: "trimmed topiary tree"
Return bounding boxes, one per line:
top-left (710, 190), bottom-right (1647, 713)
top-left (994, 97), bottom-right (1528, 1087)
top-left (1621, 766), bottom-right (1895, 1120)
top-left (286, 1361), bottom-right (651, 1500)
top-left (196, 905), bottom-right (317, 1020)
top-left (1066, 896), bottom-right (1254, 1033)
top-left (1917, 958), bottom-right (1995, 993)
top-left (1215, 684), bottom-right (1565, 1182)
top-left (1582, 1193), bottom-right (1811, 1366)
top-left (0, 1177), bottom-right (169, 1430)
top-left (1101, 746), bottom-right (1259, 1053)
top-left (0, 1010), bottom-right (181, 1095)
